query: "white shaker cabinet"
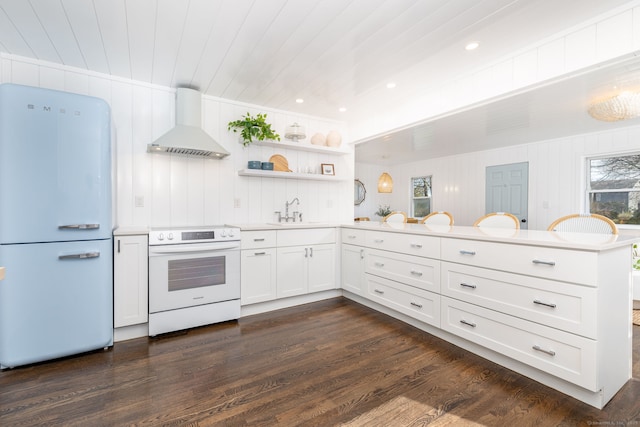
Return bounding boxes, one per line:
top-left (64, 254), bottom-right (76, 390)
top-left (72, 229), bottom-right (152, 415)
top-left (341, 228), bottom-right (366, 296)
top-left (276, 228), bottom-right (336, 298)
top-left (241, 231), bottom-right (277, 305)
top-left (113, 234), bottom-right (148, 328)
top-left (341, 244), bottom-right (365, 296)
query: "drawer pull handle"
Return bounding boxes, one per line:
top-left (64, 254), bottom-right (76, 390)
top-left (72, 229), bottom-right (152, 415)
top-left (374, 289), bottom-right (384, 294)
top-left (460, 319), bottom-right (476, 328)
top-left (360, 249), bottom-right (364, 259)
top-left (253, 238), bottom-right (265, 242)
top-left (374, 239), bottom-right (384, 243)
top-left (254, 251), bottom-right (266, 256)
top-left (459, 250), bottom-right (476, 256)
top-left (532, 259), bottom-right (556, 266)
top-left (532, 345), bottom-right (556, 356)
top-left (348, 235), bottom-right (356, 239)
top-left (460, 282), bottom-right (476, 289)
top-left (410, 302), bottom-right (423, 308)
top-left (533, 300), bottom-right (557, 308)
top-left (410, 270), bottom-right (423, 276)
top-left (410, 243), bottom-right (423, 248)
top-left (374, 262), bottom-right (385, 267)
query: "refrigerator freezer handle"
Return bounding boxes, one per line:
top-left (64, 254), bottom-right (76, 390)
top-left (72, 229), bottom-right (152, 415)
top-left (58, 224), bottom-right (100, 230)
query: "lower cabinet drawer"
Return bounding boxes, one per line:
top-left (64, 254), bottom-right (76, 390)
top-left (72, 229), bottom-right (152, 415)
top-left (366, 230), bottom-right (440, 258)
top-left (441, 262), bottom-right (597, 339)
top-left (366, 248), bottom-right (440, 293)
top-left (441, 296), bottom-right (597, 391)
top-left (366, 274), bottom-right (440, 327)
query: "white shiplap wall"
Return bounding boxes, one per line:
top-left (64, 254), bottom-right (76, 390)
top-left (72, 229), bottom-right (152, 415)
top-left (355, 125), bottom-right (640, 230)
top-left (0, 54), bottom-right (353, 228)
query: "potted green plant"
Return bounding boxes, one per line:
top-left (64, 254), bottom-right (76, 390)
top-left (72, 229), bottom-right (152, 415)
top-left (375, 204), bottom-right (392, 217)
top-left (227, 112), bottom-right (281, 146)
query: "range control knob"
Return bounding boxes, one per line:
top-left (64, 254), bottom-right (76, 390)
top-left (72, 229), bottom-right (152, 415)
top-left (228, 229), bottom-right (235, 237)
top-left (220, 229), bottom-right (227, 237)
top-left (157, 233), bottom-right (164, 241)
top-left (167, 232), bottom-right (174, 240)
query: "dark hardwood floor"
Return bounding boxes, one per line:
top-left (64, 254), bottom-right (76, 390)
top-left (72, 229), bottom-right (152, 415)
top-left (1, 297), bottom-right (639, 426)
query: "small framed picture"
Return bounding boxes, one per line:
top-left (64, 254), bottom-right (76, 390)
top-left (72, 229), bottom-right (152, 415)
top-left (321, 163), bottom-right (335, 175)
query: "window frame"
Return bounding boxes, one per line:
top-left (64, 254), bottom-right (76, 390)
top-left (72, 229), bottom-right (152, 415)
top-left (410, 175), bottom-right (432, 218)
top-left (585, 151), bottom-right (640, 228)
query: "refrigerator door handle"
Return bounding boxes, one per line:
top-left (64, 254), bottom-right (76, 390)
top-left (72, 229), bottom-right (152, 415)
top-left (58, 252), bottom-right (100, 260)
top-left (58, 224), bottom-right (100, 230)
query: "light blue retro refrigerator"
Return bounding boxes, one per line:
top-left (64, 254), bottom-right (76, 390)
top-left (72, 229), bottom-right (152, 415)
top-left (0, 83), bottom-right (113, 368)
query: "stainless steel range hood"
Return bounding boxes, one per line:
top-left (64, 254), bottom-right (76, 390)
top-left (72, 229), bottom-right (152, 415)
top-left (147, 88), bottom-right (230, 159)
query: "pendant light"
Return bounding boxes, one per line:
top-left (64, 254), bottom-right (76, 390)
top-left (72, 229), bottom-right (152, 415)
top-left (378, 172), bottom-right (393, 193)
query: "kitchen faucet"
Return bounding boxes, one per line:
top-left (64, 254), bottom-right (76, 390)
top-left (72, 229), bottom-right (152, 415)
top-left (275, 197), bottom-right (302, 222)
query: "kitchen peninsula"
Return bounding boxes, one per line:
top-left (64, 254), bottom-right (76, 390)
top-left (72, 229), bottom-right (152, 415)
top-left (339, 221), bottom-right (635, 410)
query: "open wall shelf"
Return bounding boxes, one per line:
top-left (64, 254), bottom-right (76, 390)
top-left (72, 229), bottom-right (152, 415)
top-left (237, 169), bottom-right (345, 181)
top-left (250, 139), bottom-right (350, 155)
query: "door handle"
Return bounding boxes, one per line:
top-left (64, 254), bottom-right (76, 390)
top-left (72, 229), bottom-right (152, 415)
top-left (521, 218), bottom-right (527, 223)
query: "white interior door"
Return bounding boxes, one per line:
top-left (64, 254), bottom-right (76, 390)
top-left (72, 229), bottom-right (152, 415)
top-left (485, 162), bottom-right (528, 229)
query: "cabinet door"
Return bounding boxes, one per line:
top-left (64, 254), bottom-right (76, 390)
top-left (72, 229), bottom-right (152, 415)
top-left (277, 246), bottom-right (308, 298)
top-left (308, 244), bottom-right (336, 293)
top-left (341, 244), bottom-right (364, 296)
top-left (241, 248), bottom-right (277, 304)
top-left (113, 235), bottom-right (148, 328)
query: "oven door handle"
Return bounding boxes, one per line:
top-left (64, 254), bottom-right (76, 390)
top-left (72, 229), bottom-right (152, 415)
top-left (149, 242), bottom-right (240, 255)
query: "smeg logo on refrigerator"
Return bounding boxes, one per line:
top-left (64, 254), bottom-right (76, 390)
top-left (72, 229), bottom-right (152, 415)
top-left (26, 104), bottom-right (81, 115)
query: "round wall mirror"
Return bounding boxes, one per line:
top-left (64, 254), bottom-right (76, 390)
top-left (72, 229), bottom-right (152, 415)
top-left (354, 179), bottom-right (366, 205)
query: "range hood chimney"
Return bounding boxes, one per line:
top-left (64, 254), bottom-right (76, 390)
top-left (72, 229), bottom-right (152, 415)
top-left (147, 88), bottom-right (230, 159)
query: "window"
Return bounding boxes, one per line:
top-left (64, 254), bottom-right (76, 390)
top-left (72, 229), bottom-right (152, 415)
top-left (587, 153), bottom-right (640, 225)
top-left (411, 176), bottom-right (432, 218)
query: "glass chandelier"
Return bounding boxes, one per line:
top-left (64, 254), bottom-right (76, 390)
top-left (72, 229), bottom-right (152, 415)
top-left (588, 91), bottom-right (640, 122)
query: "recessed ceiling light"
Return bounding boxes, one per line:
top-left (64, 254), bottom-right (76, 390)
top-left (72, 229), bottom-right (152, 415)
top-left (295, 98), bottom-right (304, 104)
top-left (386, 82), bottom-right (396, 89)
top-left (338, 107), bottom-right (347, 112)
top-left (465, 41), bottom-right (479, 51)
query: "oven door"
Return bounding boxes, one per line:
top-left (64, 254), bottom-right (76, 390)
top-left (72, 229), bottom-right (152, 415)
top-left (148, 242), bottom-right (240, 313)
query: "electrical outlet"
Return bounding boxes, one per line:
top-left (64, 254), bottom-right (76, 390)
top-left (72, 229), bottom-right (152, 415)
top-left (327, 199), bottom-right (333, 208)
top-left (542, 200), bottom-right (549, 209)
top-left (135, 196), bottom-right (144, 207)
top-left (234, 198), bottom-right (241, 208)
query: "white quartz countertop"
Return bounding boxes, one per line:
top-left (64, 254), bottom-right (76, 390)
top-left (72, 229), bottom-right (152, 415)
top-left (111, 222), bottom-right (637, 251)
top-left (113, 226), bottom-right (150, 236)
top-left (342, 221), bottom-right (637, 251)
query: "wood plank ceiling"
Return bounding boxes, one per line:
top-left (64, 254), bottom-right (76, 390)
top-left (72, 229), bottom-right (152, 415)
top-left (0, 0), bottom-right (635, 161)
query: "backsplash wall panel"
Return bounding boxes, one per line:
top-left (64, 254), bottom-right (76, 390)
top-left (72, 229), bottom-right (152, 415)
top-left (0, 54), bottom-right (352, 229)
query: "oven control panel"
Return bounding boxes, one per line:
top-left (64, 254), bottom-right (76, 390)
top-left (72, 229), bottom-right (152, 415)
top-left (149, 226), bottom-right (240, 245)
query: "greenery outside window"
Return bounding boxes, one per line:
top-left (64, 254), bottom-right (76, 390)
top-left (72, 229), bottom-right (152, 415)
top-left (587, 153), bottom-right (640, 225)
top-left (411, 176), bottom-right (432, 218)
